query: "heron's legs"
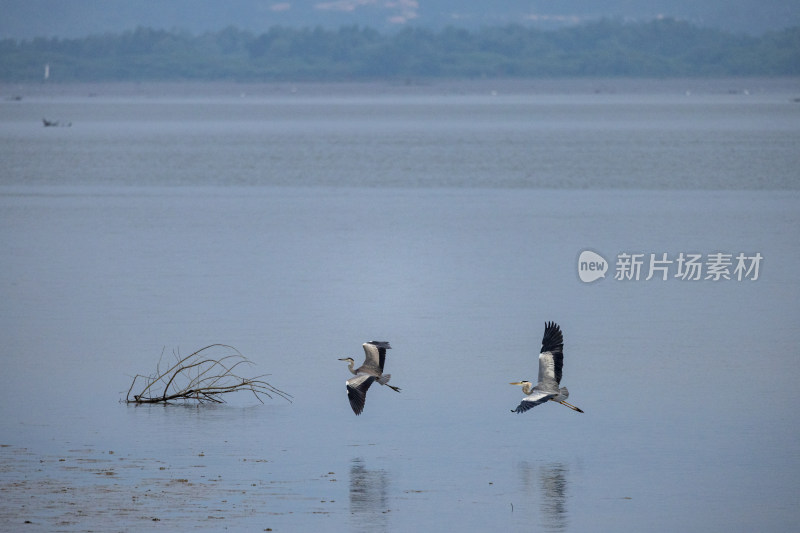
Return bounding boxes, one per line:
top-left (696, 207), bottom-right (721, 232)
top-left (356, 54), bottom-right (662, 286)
top-left (556, 400), bottom-right (584, 413)
top-left (385, 384), bottom-right (401, 393)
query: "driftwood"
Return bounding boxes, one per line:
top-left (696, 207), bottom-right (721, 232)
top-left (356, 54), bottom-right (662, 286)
top-left (126, 344), bottom-right (291, 404)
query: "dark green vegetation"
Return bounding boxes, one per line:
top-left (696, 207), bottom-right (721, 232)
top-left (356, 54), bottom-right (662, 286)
top-left (2, 18), bottom-right (798, 81)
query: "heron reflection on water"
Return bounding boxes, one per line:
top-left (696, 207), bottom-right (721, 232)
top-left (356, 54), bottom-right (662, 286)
top-left (511, 322), bottom-right (584, 414)
top-left (349, 457), bottom-right (390, 527)
top-left (339, 341), bottom-right (401, 415)
top-left (518, 461), bottom-right (570, 531)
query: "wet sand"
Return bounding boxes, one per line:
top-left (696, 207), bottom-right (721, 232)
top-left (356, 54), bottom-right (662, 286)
top-left (0, 444), bottom-right (342, 531)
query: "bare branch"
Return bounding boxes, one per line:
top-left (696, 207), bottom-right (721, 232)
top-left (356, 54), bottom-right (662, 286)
top-left (126, 344), bottom-right (292, 405)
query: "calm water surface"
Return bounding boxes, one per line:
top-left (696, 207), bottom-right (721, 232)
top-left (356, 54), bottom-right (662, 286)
top-left (1, 80), bottom-right (799, 532)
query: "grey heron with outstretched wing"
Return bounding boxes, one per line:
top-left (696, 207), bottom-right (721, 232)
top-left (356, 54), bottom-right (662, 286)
top-left (511, 322), bottom-right (584, 414)
top-left (339, 341), bottom-right (401, 415)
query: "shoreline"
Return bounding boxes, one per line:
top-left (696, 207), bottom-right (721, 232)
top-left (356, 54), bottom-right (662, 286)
top-left (2, 76), bottom-right (800, 100)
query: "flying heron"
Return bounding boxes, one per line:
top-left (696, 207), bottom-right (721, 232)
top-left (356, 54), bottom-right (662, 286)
top-left (511, 322), bottom-right (584, 414)
top-left (339, 341), bottom-right (401, 415)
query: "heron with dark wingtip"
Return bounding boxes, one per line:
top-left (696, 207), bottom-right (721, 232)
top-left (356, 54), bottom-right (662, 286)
top-left (339, 341), bottom-right (401, 415)
top-left (511, 322), bottom-right (584, 414)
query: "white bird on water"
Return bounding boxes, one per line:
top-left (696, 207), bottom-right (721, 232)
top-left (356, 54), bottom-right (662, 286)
top-left (339, 341), bottom-right (401, 415)
top-left (511, 322), bottom-right (584, 414)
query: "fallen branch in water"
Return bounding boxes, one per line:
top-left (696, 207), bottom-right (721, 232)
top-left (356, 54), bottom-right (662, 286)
top-left (126, 344), bottom-right (292, 404)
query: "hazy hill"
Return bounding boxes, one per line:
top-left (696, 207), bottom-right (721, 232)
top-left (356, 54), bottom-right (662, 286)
top-left (1, 0), bottom-right (799, 39)
top-left (2, 19), bottom-right (798, 82)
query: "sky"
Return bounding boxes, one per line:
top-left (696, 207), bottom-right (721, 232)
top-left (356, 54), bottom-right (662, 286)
top-left (1, 0), bottom-right (798, 39)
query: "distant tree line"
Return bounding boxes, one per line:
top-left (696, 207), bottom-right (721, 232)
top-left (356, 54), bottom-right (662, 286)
top-left (1, 18), bottom-right (798, 82)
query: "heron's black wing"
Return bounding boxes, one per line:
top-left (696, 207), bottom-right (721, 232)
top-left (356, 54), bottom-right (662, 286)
top-left (512, 390), bottom-right (555, 414)
top-left (346, 374), bottom-right (376, 415)
top-left (538, 322), bottom-right (564, 386)
top-left (363, 341), bottom-right (391, 373)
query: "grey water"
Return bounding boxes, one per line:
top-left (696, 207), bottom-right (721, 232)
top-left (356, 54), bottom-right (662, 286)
top-left (1, 79), bottom-right (799, 532)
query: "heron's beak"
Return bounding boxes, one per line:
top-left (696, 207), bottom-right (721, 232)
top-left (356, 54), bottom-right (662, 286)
top-left (509, 381), bottom-right (524, 386)
top-left (338, 358), bottom-right (347, 361)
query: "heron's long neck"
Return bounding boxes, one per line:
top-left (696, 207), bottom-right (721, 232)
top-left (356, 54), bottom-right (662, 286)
top-left (522, 383), bottom-right (534, 395)
top-left (347, 361), bottom-right (357, 375)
